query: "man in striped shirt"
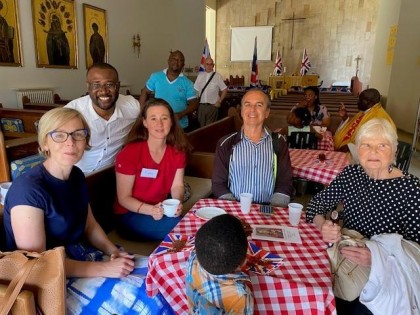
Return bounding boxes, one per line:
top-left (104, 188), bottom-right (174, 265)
top-left (212, 89), bottom-right (294, 207)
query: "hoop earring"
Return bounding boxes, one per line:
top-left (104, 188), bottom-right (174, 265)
top-left (388, 164), bottom-right (393, 173)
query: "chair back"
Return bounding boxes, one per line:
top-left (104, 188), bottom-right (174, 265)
top-left (396, 141), bottom-right (413, 172)
top-left (288, 132), bottom-right (318, 149)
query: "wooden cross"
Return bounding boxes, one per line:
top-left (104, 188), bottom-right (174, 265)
top-left (282, 12), bottom-right (306, 49)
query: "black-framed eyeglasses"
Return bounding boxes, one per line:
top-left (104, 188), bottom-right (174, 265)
top-left (48, 129), bottom-right (88, 143)
top-left (89, 82), bottom-right (118, 90)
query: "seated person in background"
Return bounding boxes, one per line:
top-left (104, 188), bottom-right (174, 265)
top-left (114, 98), bottom-right (190, 241)
top-left (212, 89), bottom-right (294, 207)
top-left (334, 88), bottom-right (396, 151)
top-left (186, 214), bottom-right (254, 314)
top-left (65, 63), bottom-right (140, 174)
top-left (306, 118), bottom-right (419, 315)
top-left (287, 86), bottom-right (331, 128)
top-left (3, 107), bottom-right (135, 278)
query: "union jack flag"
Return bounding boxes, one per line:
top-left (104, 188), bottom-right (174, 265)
top-left (199, 39), bottom-right (211, 72)
top-left (273, 50), bottom-right (283, 76)
top-left (300, 48), bottom-right (311, 75)
top-left (241, 242), bottom-right (283, 275)
top-left (250, 36), bottom-right (259, 87)
top-left (154, 234), bottom-right (195, 255)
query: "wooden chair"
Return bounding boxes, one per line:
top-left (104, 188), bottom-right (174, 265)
top-left (288, 132), bottom-right (318, 149)
top-left (396, 141), bottom-right (413, 172)
top-left (288, 131), bottom-right (319, 196)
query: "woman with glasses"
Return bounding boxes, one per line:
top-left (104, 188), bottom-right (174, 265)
top-left (3, 107), bottom-right (136, 278)
top-left (114, 98), bottom-right (191, 241)
top-left (306, 118), bottom-right (419, 315)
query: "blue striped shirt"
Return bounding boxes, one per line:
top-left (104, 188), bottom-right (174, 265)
top-left (228, 129), bottom-right (275, 204)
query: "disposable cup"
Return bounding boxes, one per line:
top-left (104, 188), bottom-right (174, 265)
top-left (162, 199), bottom-right (180, 217)
top-left (240, 193), bottom-right (253, 214)
top-left (0, 182), bottom-right (12, 206)
top-left (288, 202), bottom-right (303, 226)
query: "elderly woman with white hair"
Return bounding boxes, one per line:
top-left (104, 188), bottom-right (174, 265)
top-left (306, 118), bottom-right (419, 315)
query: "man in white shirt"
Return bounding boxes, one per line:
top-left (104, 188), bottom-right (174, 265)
top-left (66, 63), bottom-right (140, 173)
top-left (194, 57), bottom-right (227, 127)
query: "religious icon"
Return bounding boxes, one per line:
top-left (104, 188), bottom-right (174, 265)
top-left (83, 4), bottom-right (108, 69)
top-left (32, 0), bottom-right (78, 68)
top-left (0, 0), bottom-right (22, 66)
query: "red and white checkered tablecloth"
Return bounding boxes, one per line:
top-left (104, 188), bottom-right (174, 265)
top-left (289, 149), bottom-right (349, 186)
top-left (146, 199), bottom-right (336, 315)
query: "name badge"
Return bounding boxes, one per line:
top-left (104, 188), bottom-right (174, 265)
top-left (140, 168), bottom-right (158, 178)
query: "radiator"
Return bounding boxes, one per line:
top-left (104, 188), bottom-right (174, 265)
top-left (16, 89), bottom-right (54, 108)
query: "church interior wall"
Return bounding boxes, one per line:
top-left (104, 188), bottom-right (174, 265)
top-left (0, 0), bottom-right (205, 108)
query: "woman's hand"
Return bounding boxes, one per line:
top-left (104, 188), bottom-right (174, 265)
top-left (297, 100), bottom-right (308, 107)
top-left (104, 255), bottom-right (136, 278)
top-left (338, 102), bottom-right (348, 120)
top-left (175, 203), bottom-right (183, 217)
top-left (341, 246), bottom-right (372, 267)
top-left (320, 220), bottom-right (341, 243)
top-left (149, 203), bottom-right (164, 220)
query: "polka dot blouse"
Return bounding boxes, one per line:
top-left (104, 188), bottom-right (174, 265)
top-left (306, 164), bottom-right (420, 244)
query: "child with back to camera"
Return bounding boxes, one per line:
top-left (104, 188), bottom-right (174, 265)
top-left (287, 106), bottom-right (326, 140)
top-left (287, 106), bottom-right (311, 136)
top-left (186, 214), bottom-right (254, 314)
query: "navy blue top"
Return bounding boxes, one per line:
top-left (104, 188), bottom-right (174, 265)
top-left (3, 163), bottom-right (89, 251)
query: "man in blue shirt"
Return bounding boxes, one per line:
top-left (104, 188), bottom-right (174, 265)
top-left (139, 50), bottom-right (198, 130)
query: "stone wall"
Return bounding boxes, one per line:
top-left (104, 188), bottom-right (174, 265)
top-left (215, 0), bottom-right (379, 88)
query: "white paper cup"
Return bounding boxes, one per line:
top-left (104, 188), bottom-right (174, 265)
top-left (0, 182), bottom-right (12, 206)
top-left (162, 199), bottom-right (180, 217)
top-left (240, 193), bottom-right (253, 214)
top-left (288, 202), bottom-right (303, 226)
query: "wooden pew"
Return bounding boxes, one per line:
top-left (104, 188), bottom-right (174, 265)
top-left (23, 103), bottom-right (64, 111)
top-left (0, 108), bottom-right (46, 180)
top-left (0, 108), bottom-right (47, 134)
top-left (185, 114), bottom-right (240, 179)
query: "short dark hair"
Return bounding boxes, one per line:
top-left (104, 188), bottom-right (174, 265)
top-left (195, 214), bottom-right (248, 275)
top-left (293, 107), bottom-right (311, 126)
top-left (360, 88), bottom-right (381, 105)
top-left (86, 62), bottom-right (119, 80)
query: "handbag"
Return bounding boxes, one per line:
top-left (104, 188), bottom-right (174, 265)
top-left (0, 246), bottom-right (66, 315)
top-left (327, 228), bottom-right (371, 302)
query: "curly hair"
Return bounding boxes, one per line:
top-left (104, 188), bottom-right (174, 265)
top-left (293, 107), bottom-right (311, 127)
top-left (195, 214), bottom-right (248, 275)
top-left (126, 98), bottom-right (191, 152)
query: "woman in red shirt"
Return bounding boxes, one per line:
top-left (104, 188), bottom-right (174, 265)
top-left (115, 98), bottom-right (190, 241)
